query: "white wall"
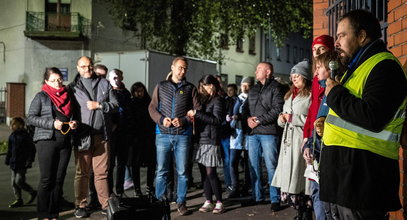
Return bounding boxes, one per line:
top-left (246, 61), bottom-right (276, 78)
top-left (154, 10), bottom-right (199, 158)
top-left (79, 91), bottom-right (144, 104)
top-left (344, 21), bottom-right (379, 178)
top-left (0, 0), bottom-right (92, 114)
top-left (220, 32), bottom-right (261, 85)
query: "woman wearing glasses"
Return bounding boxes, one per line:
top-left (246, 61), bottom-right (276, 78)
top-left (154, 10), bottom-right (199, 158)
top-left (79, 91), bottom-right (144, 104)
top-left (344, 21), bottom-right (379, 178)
top-left (27, 67), bottom-right (77, 220)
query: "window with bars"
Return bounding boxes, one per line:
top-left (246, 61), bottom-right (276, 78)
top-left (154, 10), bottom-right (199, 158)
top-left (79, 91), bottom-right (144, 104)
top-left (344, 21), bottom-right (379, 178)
top-left (326, 0), bottom-right (387, 44)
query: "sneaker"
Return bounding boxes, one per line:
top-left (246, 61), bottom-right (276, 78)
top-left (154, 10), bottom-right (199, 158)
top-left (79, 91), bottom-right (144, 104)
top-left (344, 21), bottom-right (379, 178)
top-left (123, 180), bottom-right (134, 190)
top-left (9, 200), bottom-right (23, 208)
top-left (27, 190), bottom-right (37, 204)
top-left (212, 202), bottom-right (225, 214)
top-left (226, 185), bottom-right (233, 192)
top-left (199, 201), bottom-right (214, 213)
top-left (74, 207), bottom-right (88, 218)
top-left (177, 203), bottom-right (189, 216)
top-left (270, 202), bottom-right (282, 212)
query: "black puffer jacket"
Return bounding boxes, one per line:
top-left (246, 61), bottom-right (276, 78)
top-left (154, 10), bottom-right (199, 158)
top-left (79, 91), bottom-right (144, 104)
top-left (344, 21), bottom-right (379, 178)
top-left (149, 78), bottom-right (200, 135)
top-left (243, 77), bottom-right (285, 135)
top-left (195, 96), bottom-right (225, 145)
top-left (27, 91), bottom-right (57, 142)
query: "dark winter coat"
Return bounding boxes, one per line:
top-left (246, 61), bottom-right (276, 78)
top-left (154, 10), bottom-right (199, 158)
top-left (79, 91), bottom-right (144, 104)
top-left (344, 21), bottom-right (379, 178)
top-left (320, 39), bottom-right (407, 211)
top-left (243, 77), bottom-right (285, 135)
top-left (69, 74), bottom-right (119, 150)
top-left (129, 95), bottom-right (156, 166)
top-left (149, 78), bottom-right (200, 135)
top-left (195, 96), bottom-right (225, 145)
top-left (27, 91), bottom-right (57, 142)
top-left (5, 130), bottom-right (36, 171)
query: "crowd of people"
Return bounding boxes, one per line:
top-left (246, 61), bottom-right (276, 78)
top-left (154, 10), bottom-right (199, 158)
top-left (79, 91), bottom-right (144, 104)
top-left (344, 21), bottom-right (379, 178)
top-left (4, 9), bottom-right (407, 220)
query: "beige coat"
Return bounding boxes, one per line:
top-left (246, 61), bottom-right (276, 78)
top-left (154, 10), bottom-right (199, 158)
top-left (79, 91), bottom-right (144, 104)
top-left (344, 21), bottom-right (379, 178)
top-left (272, 93), bottom-right (311, 194)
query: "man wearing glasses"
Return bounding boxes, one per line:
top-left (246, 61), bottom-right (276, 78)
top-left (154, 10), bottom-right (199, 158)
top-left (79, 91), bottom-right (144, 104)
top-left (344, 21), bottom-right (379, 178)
top-left (69, 56), bottom-right (119, 218)
top-left (149, 57), bottom-right (200, 216)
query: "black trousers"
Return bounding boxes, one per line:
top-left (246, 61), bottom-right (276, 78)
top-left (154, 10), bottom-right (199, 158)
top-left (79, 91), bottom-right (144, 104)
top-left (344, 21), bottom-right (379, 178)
top-left (326, 203), bottom-right (387, 220)
top-left (36, 134), bottom-right (71, 219)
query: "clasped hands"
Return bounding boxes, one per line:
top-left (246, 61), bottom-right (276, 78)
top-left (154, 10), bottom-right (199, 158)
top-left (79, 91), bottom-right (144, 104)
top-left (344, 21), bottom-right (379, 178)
top-left (163, 117), bottom-right (184, 128)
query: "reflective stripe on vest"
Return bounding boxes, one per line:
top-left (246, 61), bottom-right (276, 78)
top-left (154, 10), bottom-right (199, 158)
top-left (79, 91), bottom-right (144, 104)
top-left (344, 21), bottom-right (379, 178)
top-left (323, 52), bottom-right (406, 160)
top-left (325, 114), bottom-right (401, 143)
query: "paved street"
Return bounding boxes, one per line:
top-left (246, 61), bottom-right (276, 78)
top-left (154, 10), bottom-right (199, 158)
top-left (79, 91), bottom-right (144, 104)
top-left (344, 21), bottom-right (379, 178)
top-left (0, 123), bottom-right (298, 220)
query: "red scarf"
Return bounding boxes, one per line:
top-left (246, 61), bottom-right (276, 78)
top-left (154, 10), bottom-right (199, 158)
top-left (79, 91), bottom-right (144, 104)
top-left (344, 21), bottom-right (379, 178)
top-left (292, 87), bottom-right (299, 100)
top-left (42, 84), bottom-right (72, 117)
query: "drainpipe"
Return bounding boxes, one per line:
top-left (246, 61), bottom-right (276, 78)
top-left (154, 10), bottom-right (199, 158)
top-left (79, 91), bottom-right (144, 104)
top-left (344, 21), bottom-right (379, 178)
top-left (0, 42), bottom-right (5, 63)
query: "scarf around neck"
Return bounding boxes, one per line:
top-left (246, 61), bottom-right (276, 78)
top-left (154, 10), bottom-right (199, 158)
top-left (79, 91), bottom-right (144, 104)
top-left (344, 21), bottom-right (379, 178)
top-left (42, 84), bottom-right (72, 117)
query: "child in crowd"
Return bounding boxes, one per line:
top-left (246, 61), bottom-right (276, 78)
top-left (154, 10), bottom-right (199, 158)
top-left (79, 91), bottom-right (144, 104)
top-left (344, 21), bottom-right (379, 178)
top-left (5, 117), bottom-right (37, 208)
top-left (303, 50), bottom-right (346, 219)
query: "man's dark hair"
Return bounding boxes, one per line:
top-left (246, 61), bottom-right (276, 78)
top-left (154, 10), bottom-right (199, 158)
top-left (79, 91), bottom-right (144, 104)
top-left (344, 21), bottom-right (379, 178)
top-left (339, 9), bottom-right (382, 41)
top-left (227, 83), bottom-right (238, 91)
top-left (94, 64), bottom-right (107, 72)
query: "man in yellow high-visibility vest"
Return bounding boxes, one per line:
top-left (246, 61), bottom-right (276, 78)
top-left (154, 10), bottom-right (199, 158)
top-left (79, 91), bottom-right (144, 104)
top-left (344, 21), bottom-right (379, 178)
top-left (320, 9), bottom-right (407, 219)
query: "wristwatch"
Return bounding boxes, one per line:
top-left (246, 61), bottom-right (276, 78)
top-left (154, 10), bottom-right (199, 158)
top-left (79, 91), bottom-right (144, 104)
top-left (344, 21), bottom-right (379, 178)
top-left (255, 119), bottom-right (260, 124)
top-left (98, 103), bottom-right (103, 109)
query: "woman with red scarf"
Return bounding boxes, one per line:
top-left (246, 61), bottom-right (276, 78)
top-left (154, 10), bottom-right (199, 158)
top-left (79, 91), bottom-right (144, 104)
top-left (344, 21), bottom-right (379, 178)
top-left (27, 67), bottom-right (77, 220)
top-left (271, 60), bottom-right (312, 219)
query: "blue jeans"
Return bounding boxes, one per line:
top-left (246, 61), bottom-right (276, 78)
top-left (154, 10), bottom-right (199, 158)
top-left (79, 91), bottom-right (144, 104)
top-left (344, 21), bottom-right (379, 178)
top-left (311, 180), bottom-right (326, 220)
top-left (155, 134), bottom-right (191, 204)
top-left (229, 149), bottom-right (241, 188)
top-left (220, 137), bottom-right (231, 187)
top-left (247, 134), bottom-right (280, 203)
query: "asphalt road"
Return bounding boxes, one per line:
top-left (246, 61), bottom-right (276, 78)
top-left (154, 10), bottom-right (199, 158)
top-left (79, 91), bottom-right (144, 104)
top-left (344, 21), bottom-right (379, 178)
top-left (0, 123), bottom-right (298, 220)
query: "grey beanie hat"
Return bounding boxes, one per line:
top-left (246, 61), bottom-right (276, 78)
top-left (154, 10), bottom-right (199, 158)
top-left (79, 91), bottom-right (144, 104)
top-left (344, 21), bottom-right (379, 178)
top-left (291, 60), bottom-right (311, 80)
top-left (241, 76), bottom-right (254, 86)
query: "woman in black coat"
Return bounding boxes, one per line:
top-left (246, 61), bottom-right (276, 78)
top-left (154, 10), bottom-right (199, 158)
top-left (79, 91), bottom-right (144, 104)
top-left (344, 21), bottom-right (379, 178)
top-left (187, 74), bottom-right (225, 214)
top-left (128, 82), bottom-right (156, 196)
top-left (27, 67), bottom-right (78, 220)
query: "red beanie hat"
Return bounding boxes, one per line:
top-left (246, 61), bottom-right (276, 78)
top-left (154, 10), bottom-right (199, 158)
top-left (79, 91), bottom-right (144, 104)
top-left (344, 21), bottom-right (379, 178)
top-left (312, 35), bottom-right (334, 50)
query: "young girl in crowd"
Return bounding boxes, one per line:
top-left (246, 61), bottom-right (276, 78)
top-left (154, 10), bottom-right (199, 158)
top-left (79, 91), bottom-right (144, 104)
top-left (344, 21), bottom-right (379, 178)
top-left (187, 74), bottom-right (225, 214)
top-left (303, 51), bottom-right (346, 220)
top-left (272, 60), bottom-right (312, 219)
top-left (5, 117), bottom-right (37, 208)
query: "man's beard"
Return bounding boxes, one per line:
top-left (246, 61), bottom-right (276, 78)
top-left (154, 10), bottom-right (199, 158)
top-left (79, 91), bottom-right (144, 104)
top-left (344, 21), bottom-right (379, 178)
top-left (336, 48), bottom-right (351, 66)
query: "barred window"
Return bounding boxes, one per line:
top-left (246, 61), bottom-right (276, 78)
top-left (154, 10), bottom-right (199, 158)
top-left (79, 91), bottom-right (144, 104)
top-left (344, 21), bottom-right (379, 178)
top-left (326, 0), bottom-right (387, 44)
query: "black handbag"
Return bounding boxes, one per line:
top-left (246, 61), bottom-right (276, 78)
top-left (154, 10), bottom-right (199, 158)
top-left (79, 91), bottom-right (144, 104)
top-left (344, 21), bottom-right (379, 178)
top-left (107, 193), bottom-right (170, 220)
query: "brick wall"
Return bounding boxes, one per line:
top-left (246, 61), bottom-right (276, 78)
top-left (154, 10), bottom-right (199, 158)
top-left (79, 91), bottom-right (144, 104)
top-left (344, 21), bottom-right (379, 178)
top-left (388, 2), bottom-right (407, 219)
top-left (313, 0), bottom-right (407, 219)
top-left (313, 0), bottom-right (330, 39)
top-left (388, 0), bottom-right (407, 68)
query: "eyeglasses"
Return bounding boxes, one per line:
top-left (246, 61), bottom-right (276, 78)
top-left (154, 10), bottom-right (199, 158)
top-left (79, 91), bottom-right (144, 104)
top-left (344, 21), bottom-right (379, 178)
top-left (48, 79), bottom-right (63, 83)
top-left (79, 65), bottom-right (93, 70)
top-left (177, 66), bottom-right (188, 71)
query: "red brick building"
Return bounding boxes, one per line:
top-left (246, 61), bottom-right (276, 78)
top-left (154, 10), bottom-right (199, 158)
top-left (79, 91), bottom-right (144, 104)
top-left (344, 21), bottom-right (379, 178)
top-left (313, 0), bottom-right (407, 219)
